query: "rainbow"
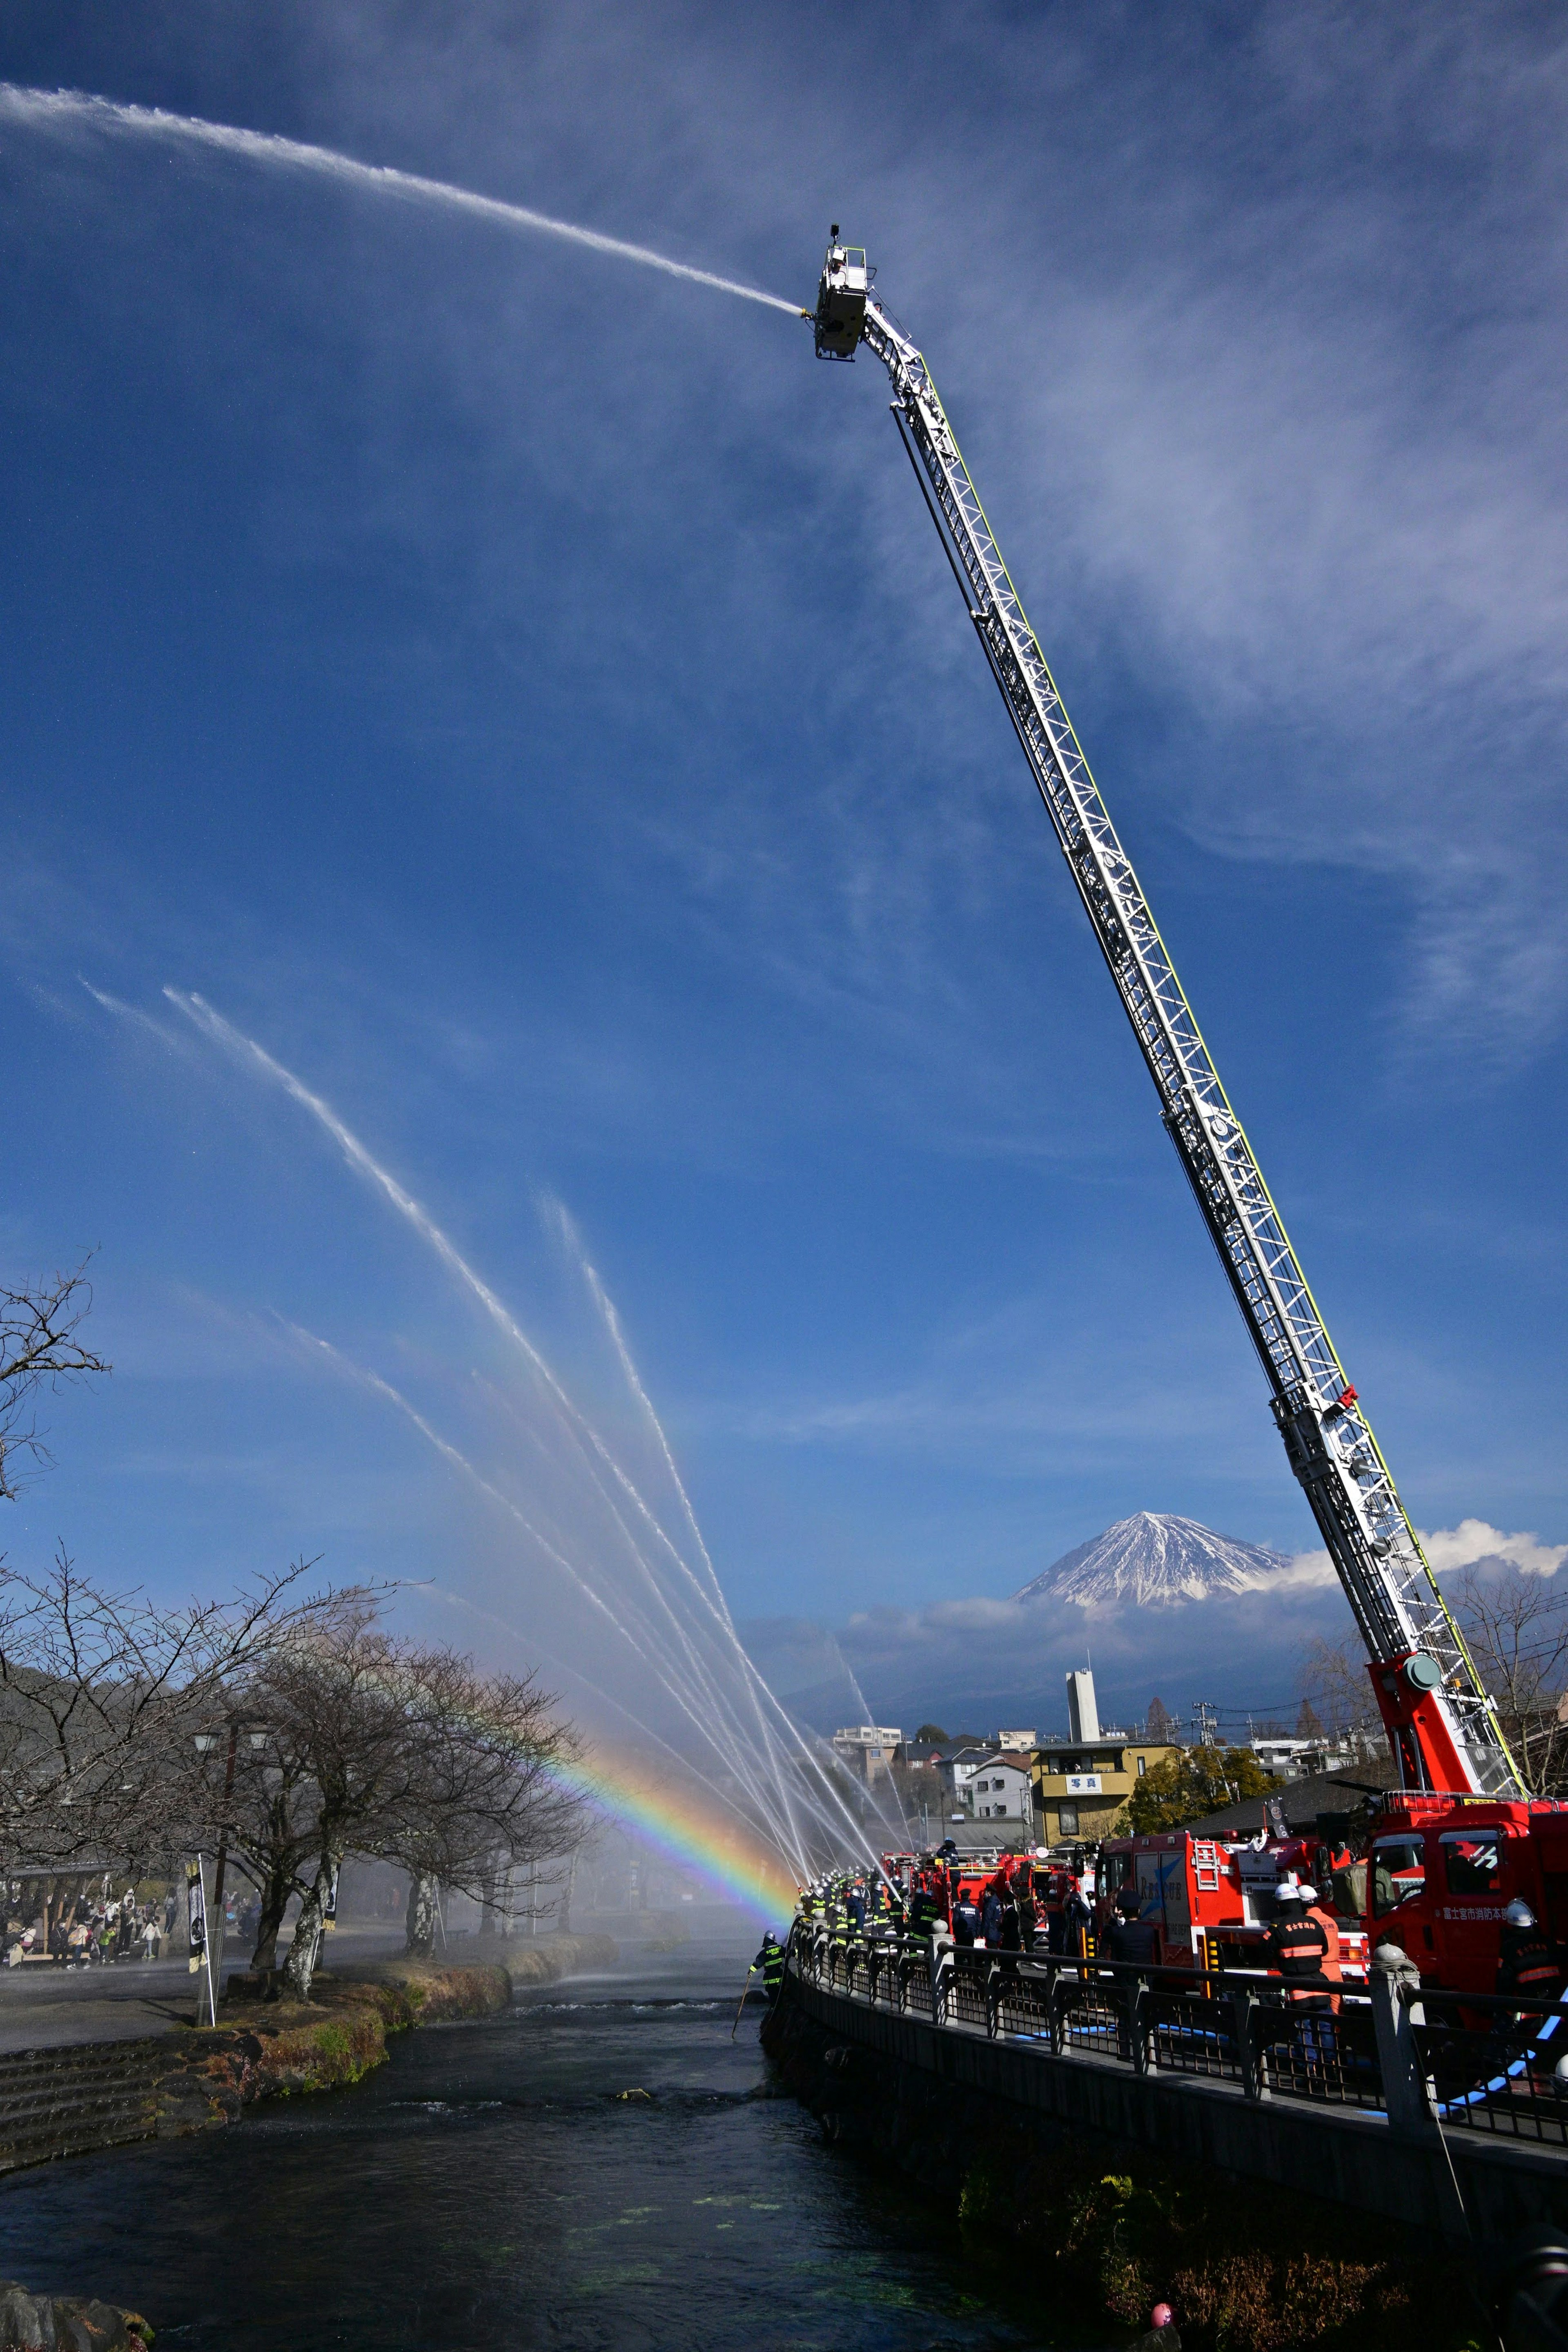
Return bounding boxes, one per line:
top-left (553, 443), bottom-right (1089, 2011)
top-left (558, 1748), bottom-right (801, 1919)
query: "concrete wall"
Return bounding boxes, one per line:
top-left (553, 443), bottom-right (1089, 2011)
top-left (778, 1970), bottom-right (1568, 2246)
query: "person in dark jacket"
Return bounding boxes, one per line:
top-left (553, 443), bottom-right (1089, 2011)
top-left (981, 1885), bottom-right (1002, 1948)
top-left (753, 1932), bottom-right (786, 2002)
top-left (951, 1889), bottom-right (979, 1947)
top-left (1063, 1880), bottom-right (1093, 1960)
top-left (1104, 1889), bottom-right (1156, 2056)
top-left (1105, 1888), bottom-right (1158, 1968)
top-left (996, 1887), bottom-right (1023, 1977)
top-left (907, 1880), bottom-right (940, 1944)
top-left (1496, 1899), bottom-right (1562, 2014)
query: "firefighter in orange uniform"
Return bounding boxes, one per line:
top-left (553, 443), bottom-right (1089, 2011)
top-left (1265, 1879), bottom-right (1335, 2063)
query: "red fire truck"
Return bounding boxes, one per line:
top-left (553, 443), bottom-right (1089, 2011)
top-left (1361, 1795), bottom-right (1568, 1996)
top-left (1094, 1829), bottom-right (1369, 1981)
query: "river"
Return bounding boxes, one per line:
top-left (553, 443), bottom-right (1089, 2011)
top-left (0, 1931), bottom-right (1082, 2350)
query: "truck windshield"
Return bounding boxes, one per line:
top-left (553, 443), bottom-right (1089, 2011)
top-left (1372, 1839), bottom-right (1425, 1917)
top-left (1441, 1833), bottom-right (1503, 1895)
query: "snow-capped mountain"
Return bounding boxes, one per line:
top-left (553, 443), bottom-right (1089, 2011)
top-left (1013, 1512), bottom-right (1292, 1608)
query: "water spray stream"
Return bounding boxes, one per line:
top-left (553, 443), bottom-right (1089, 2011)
top-left (296, 1326), bottom-right (822, 1880)
top-left (103, 983), bottom-right (885, 1882)
top-left (0, 85), bottom-right (804, 317)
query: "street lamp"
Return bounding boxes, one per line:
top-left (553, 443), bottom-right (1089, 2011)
top-left (192, 1717), bottom-right (267, 2003)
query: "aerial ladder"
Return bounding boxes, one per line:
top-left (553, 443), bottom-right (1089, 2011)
top-left (810, 231), bottom-right (1521, 1803)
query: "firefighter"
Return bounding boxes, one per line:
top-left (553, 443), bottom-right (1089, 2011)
top-left (753, 1931), bottom-right (786, 2003)
top-left (1497, 1899), bottom-right (1562, 2011)
top-left (908, 1875), bottom-right (940, 1946)
top-left (1265, 1879), bottom-right (1334, 2064)
top-left (1304, 1879), bottom-right (1343, 2016)
top-left (1063, 1876), bottom-right (1093, 1960)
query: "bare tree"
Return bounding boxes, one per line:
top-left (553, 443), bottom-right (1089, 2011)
top-left (0, 1264), bottom-right (109, 1501)
top-left (1450, 1563), bottom-right (1568, 1796)
top-left (1299, 1637), bottom-right (1384, 1745)
top-left (1301, 1569), bottom-right (1568, 1795)
top-left (202, 1602), bottom-right (587, 1997)
top-left (0, 1552), bottom-right (332, 1875)
top-left (388, 1654), bottom-right (586, 1958)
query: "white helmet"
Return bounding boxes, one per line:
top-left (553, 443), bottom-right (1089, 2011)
top-left (1505, 1899), bottom-right (1537, 1930)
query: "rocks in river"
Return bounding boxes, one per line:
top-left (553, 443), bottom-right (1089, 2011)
top-left (0, 2276), bottom-right (151, 2349)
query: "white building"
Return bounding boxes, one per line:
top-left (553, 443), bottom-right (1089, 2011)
top-left (832, 1725), bottom-right (902, 1784)
top-left (1247, 1734), bottom-right (1356, 1777)
top-left (939, 1749), bottom-right (1034, 1825)
top-left (992, 1729), bottom-right (1037, 1752)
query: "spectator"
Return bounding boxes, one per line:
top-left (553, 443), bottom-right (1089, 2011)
top-left (140, 1914), bottom-right (161, 1962)
top-left (1105, 1887), bottom-right (1158, 1969)
top-left (996, 1887), bottom-right (1022, 1977)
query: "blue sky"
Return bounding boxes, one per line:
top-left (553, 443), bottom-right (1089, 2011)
top-left (1, 4), bottom-right (1564, 1733)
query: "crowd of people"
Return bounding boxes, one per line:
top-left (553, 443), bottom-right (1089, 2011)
top-left (791, 1843), bottom-right (1094, 1966)
top-left (2, 1880), bottom-right (181, 1968)
top-left (781, 1840), bottom-right (1360, 2045)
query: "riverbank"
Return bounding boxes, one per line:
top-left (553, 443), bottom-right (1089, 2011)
top-left (0, 1935), bottom-right (1074, 2352)
top-left (193, 1934), bottom-right (623, 2109)
top-left (0, 1935), bottom-right (620, 2173)
top-left (0, 1938), bottom-right (620, 2347)
top-left (762, 1980), bottom-right (1480, 2352)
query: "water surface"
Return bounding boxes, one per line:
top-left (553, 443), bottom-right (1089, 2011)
top-left (0, 1942), bottom-right (1090, 2350)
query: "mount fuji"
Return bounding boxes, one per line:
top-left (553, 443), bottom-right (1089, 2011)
top-left (1013, 1512), bottom-right (1292, 1607)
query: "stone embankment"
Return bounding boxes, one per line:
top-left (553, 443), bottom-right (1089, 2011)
top-left (0, 1935), bottom-right (617, 2176)
top-left (0, 2275), bottom-right (151, 2350)
top-left (763, 1982), bottom-right (1478, 2352)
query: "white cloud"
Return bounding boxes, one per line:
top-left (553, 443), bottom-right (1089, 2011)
top-left (1421, 1519), bottom-right (1568, 1578)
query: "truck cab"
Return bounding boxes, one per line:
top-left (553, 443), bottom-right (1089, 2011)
top-left (1360, 1796), bottom-right (1568, 1993)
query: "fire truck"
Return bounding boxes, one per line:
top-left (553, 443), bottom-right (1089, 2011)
top-left (1362, 1795), bottom-right (1568, 1996)
top-left (1095, 1828), bottom-right (1370, 1982)
top-left (815, 239), bottom-right (1541, 2001)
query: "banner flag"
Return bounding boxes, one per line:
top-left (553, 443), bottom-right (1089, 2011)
top-left (185, 1857), bottom-right (207, 1975)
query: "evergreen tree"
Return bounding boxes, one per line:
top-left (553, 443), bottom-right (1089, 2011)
top-left (1118, 1745), bottom-right (1280, 1834)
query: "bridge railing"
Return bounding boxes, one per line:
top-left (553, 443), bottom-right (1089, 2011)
top-left (782, 1922), bottom-right (1568, 2146)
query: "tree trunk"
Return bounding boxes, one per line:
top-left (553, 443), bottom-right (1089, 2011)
top-left (250, 1866), bottom-right (294, 1972)
top-left (404, 1873), bottom-right (439, 1957)
top-left (281, 1861), bottom-right (330, 2002)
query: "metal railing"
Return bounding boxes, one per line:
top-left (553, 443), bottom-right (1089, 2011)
top-left (1414, 1987), bottom-right (1568, 2147)
top-left (784, 1923), bottom-right (1568, 2152)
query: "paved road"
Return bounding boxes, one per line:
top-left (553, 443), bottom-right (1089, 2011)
top-left (0, 1925), bottom-right (411, 2053)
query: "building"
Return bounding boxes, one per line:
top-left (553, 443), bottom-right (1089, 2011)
top-left (1029, 1734), bottom-right (1185, 1845)
top-left (938, 1748), bottom-right (1034, 1830)
top-left (1245, 1734), bottom-right (1358, 1777)
top-left (831, 1724), bottom-right (902, 1784)
top-left (1065, 1670), bottom-right (1100, 1743)
top-left (992, 1729), bottom-right (1037, 1752)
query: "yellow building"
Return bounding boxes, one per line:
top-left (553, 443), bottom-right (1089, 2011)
top-left (1029, 1737), bottom-right (1185, 1846)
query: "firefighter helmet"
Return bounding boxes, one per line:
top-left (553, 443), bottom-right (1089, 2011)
top-left (1505, 1899), bottom-right (1538, 1930)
